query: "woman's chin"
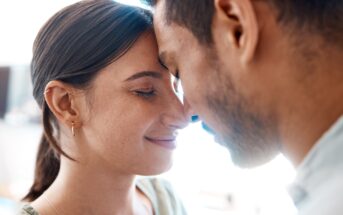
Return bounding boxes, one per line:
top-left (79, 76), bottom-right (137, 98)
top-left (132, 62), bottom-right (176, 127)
top-left (136, 161), bottom-right (173, 176)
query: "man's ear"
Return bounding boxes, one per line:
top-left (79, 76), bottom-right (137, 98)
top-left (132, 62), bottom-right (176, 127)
top-left (44, 80), bottom-right (80, 127)
top-left (213, 0), bottom-right (259, 64)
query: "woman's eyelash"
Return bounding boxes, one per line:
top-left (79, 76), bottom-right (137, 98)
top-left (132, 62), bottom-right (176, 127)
top-left (134, 89), bottom-right (156, 98)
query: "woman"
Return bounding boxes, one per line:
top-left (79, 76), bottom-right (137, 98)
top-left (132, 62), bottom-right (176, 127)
top-left (20, 0), bottom-right (188, 214)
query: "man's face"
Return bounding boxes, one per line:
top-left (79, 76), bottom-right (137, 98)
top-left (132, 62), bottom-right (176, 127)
top-left (154, 1), bottom-right (281, 168)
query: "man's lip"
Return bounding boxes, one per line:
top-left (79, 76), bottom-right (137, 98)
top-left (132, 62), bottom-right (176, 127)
top-left (201, 122), bottom-right (215, 135)
top-left (144, 136), bottom-right (177, 150)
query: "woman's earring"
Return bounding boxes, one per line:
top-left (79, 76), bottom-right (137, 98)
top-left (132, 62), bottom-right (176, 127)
top-left (71, 121), bottom-right (75, 137)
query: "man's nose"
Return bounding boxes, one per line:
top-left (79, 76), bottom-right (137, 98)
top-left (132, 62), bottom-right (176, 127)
top-left (183, 97), bottom-right (200, 123)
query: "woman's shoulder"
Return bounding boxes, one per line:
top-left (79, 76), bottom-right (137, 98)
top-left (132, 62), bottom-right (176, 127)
top-left (137, 177), bottom-right (187, 215)
top-left (18, 205), bottom-right (39, 215)
top-left (137, 177), bottom-right (174, 195)
top-left (17, 179), bottom-right (185, 215)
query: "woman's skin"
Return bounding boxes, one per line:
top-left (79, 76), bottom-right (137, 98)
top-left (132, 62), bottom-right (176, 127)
top-left (31, 32), bottom-right (188, 215)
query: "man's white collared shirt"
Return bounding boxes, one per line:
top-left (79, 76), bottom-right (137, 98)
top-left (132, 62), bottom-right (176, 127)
top-left (288, 116), bottom-right (343, 215)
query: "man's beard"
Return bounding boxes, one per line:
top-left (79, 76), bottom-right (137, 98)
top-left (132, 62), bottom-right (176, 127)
top-left (204, 63), bottom-right (281, 168)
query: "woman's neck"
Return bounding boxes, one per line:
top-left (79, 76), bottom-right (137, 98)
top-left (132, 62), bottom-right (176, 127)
top-left (31, 158), bottom-right (151, 215)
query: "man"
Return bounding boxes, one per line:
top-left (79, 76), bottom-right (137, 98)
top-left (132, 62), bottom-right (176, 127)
top-left (143, 0), bottom-right (343, 214)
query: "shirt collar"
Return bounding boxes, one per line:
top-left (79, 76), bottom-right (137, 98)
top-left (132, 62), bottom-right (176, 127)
top-left (288, 116), bottom-right (343, 207)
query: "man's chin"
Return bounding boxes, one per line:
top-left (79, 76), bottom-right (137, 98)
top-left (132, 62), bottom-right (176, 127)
top-left (214, 134), bottom-right (228, 148)
top-left (201, 122), bottom-right (278, 168)
top-left (216, 136), bottom-right (279, 168)
top-left (229, 147), bottom-right (279, 169)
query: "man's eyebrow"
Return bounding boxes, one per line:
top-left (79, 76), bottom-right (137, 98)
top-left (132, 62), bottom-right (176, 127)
top-left (124, 71), bottom-right (163, 82)
top-left (159, 52), bottom-right (179, 79)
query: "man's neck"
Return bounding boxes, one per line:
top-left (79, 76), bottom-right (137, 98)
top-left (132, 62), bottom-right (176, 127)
top-left (279, 48), bottom-right (343, 167)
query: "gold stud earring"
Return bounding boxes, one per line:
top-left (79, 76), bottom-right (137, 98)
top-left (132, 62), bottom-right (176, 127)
top-left (71, 121), bottom-right (75, 137)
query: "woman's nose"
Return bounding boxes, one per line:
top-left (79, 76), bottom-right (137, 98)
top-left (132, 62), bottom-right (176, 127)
top-left (161, 93), bottom-right (189, 130)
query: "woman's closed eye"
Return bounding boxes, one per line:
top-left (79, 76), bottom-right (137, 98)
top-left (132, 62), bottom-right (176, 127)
top-left (134, 88), bottom-right (156, 98)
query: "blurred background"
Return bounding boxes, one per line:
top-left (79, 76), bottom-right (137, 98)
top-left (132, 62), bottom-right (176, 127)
top-left (0, 0), bottom-right (297, 214)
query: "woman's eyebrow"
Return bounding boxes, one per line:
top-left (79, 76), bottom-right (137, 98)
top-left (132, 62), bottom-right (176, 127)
top-left (124, 71), bottom-right (163, 82)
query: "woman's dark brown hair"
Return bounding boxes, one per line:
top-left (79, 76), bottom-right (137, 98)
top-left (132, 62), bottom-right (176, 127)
top-left (24, 0), bottom-right (152, 201)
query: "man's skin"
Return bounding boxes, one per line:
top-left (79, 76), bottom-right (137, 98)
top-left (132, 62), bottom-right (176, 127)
top-left (152, 0), bottom-right (343, 168)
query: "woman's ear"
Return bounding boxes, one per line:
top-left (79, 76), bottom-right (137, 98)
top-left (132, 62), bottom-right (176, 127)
top-left (44, 80), bottom-right (80, 127)
top-left (213, 0), bottom-right (259, 64)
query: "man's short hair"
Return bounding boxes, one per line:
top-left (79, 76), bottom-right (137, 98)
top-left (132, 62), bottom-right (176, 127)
top-left (144, 0), bottom-right (343, 47)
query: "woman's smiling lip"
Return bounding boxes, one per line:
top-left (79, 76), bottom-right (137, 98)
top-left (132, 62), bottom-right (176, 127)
top-left (144, 136), bottom-right (177, 150)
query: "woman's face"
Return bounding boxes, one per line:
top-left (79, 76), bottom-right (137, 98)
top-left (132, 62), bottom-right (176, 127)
top-left (78, 32), bottom-right (188, 175)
